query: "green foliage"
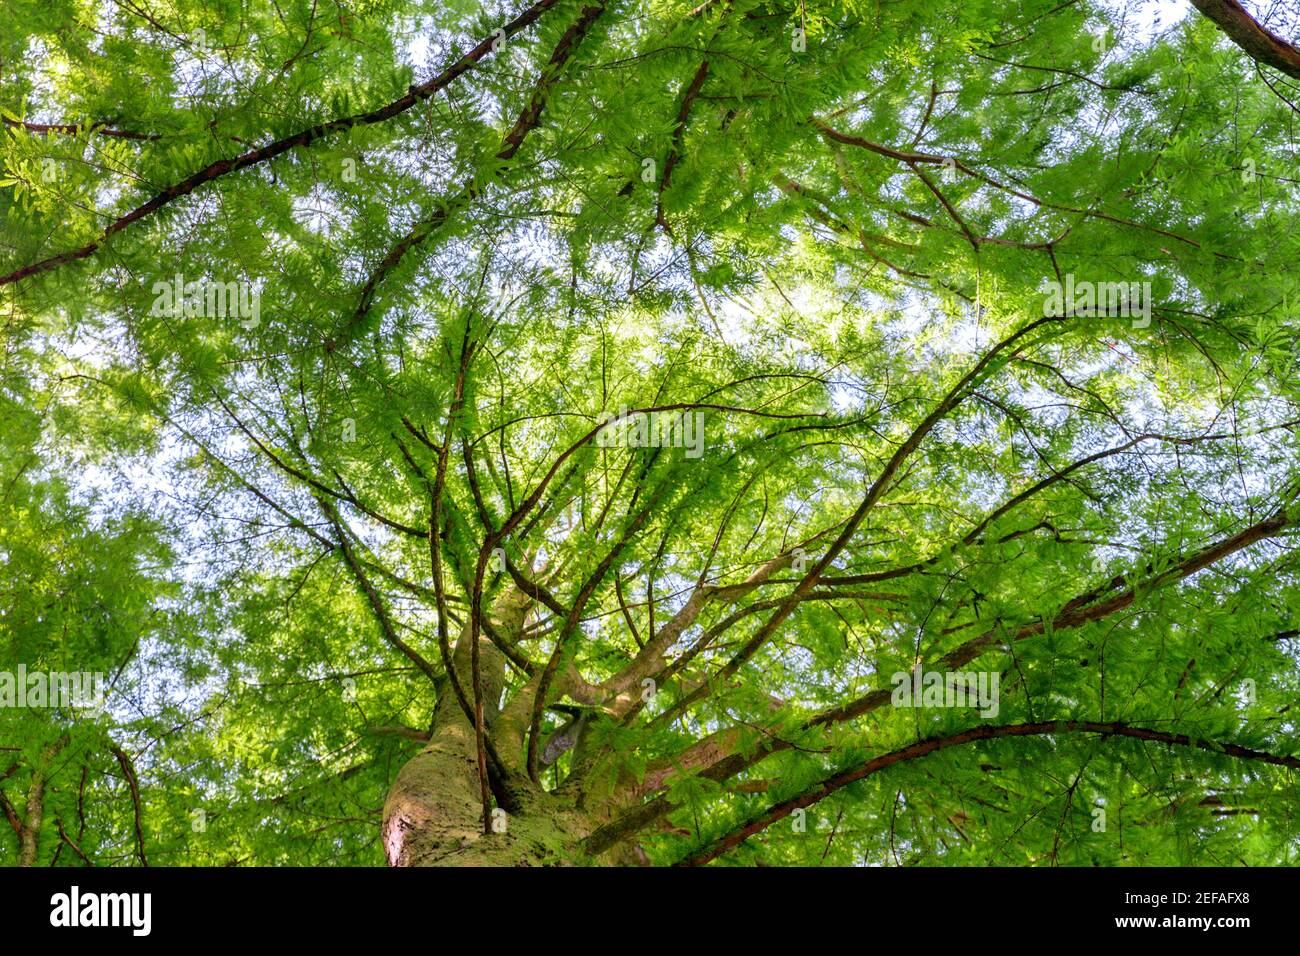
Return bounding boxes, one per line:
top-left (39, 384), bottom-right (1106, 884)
top-left (2, 0), bottom-right (1299, 867)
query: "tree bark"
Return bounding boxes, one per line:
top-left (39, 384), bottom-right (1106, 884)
top-left (18, 763), bottom-right (45, 867)
top-left (380, 588), bottom-right (630, 866)
top-left (1191, 0), bottom-right (1300, 79)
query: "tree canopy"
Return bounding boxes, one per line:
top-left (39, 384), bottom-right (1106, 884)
top-left (2, 0), bottom-right (1300, 867)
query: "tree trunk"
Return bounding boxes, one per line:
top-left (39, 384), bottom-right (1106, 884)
top-left (380, 589), bottom-right (636, 866)
top-left (18, 762), bottom-right (44, 867)
top-left (17, 740), bottom-right (64, 867)
top-left (381, 718), bottom-right (606, 866)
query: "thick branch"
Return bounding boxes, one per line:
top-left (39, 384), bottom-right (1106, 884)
top-left (1191, 0), bottom-right (1300, 79)
top-left (680, 719), bottom-right (1300, 865)
top-left (17, 765), bottom-right (45, 867)
top-left (656, 59), bottom-right (711, 232)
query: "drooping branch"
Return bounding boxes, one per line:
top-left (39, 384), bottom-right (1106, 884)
top-left (657, 314), bottom-right (1071, 724)
top-left (822, 424), bottom-right (1292, 588)
top-left (215, 393), bottom-right (427, 538)
top-left (809, 496), bottom-right (1295, 729)
top-left (498, 403), bottom-right (827, 546)
top-left (812, 118), bottom-right (1246, 263)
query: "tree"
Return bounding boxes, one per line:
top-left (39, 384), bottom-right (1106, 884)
top-left (2, 0), bottom-right (1299, 867)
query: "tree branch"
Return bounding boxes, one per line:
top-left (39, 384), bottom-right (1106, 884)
top-left (110, 745), bottom-right (148, 867)
top-left (0, 0), bottom-right (570, 287)
top-left (1191, 0), bottom-right (1300, 79)
top-left (679, 719), bottom-right (1300, 865)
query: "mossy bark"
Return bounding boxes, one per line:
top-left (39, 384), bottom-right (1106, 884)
top-left (381, 589), bottom-right (638, 866)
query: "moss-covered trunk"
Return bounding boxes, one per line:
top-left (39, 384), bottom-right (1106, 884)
top-left (380, 675), bottom-right (603, 866)
top-left (380, 589), bottom-right (629, 866)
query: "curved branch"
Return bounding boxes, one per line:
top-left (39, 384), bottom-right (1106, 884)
top-left (318, 498), bottom-right (442, 687)
top-left (812, 118), bottom-right (1245, 263)
top-left (658, 314), bottom-right (1070, 723)
top-left (498, 402), bottom-right (827, 545)
top-left (680, 719), bottom-right (1300, 865)
top-left (0, 0), bottom-right (565, 287)
top-left (56, 818), bottom-right (95, 866)
top-left (2, 118), bottom-right (162, 141)
top-left (110, 745), bottom-right (149, 867)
